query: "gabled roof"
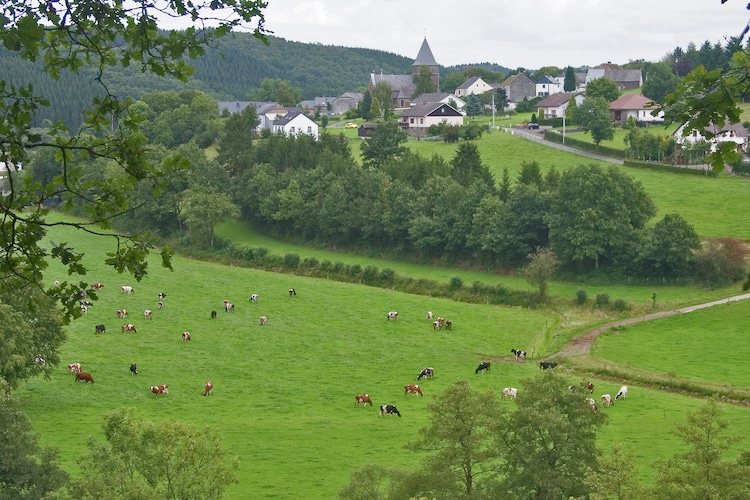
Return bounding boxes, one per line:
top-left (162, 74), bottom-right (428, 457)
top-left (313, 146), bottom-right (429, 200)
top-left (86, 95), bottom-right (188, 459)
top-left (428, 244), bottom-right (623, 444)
top-left (273, 108), bottom-right (310, 126)
top-left (456, 76), bottom-right (482, 90)
top-left (536, 92), bottom-right (578, 108)
top-left (499, 73), bottom-right (533, 87)
top-left (609, 94), bottom-right (658, 110)
top-left (412, 37), bottom-right (438, 67)
top-left (704, 122), bottom-right (749, 138)
top-left (334, 92), bottom-right (363, 101)
top-left (536, 75), bottom-right (556, 84)
top-left (400, 102), bottom-right (461, 117)
top-left (412, 92), bottom-right (456, 104)
top-left (605, 69), bottom-right (642, 84)
top-left (371, 73), bottom-right (415, 94)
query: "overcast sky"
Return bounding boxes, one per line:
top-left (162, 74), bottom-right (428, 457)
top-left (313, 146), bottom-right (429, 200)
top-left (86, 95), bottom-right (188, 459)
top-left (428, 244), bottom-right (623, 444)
top-left (260, 1), bottom-right (749, 69)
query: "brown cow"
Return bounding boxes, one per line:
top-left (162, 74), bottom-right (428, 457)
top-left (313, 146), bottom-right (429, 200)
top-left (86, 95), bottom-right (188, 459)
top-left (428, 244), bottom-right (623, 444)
top-left (90, 283), bottom-right (104, 290)
top-left (68, 363), bottom-right (81, 373)
top-left (117, 309), bottom-right (128, 318)
top-left (260, 315), bottom-right (268, 325)
top-left (150, 384), bottom-right (168, 397)
top-left (204, 381), bottom-right (213, 396)
top-left (355, 394), bottom-right (373, 407)
top-left (121, 324), bottom-right (137, 333)
top-left (181, 331), bottom-right (191, 342)
top-left (404, 384), bottom-right (424, 397)
top-left (75, 371), bottom-right (94, 383)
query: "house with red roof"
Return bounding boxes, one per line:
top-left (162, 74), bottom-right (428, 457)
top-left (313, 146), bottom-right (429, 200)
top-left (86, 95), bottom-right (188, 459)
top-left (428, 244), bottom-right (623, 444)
top-left (609, 94), bottom-right (664, 126)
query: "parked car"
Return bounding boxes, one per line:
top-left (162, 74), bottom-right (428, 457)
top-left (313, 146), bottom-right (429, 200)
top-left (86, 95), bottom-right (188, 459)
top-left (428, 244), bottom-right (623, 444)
top-left (527, 122), bottom-right (539, 130)
top-left (344, 122), bottom-right (358, 128)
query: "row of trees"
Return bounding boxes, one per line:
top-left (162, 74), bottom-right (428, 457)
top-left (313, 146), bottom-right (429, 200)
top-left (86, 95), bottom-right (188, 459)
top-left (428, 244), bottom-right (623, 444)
top-left (338, 374), bottom-right (750, 500)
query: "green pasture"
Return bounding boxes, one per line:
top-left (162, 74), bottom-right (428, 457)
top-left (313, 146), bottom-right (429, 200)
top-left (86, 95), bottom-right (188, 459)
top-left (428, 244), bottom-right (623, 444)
top-left (592, 299), bottom-right (750, 389)
top-left (563, 122), bottom-right (680, 150)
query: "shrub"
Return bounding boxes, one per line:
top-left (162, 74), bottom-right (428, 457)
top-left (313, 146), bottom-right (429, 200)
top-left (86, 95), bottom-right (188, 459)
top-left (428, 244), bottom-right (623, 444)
top-left (347, 264), bottom-right (362, 277)
top-left (302, 257), bottom-right (319, 269)
top-left (693, 237), bottom-right (750, 286)
top-left (362, 265), bottom-right (378, 283)
top-left (595, 293), bottom-right (610, 307)
top-left (320, 260), bottom-right (332, 271)
top-left (380, 268), bottom-right (395, 284)
top-left (332, 261), bottom-right (345, 274)
top-left (449, 276), bottom-right (464, 291)
top-left (575, 289), bottom-right (587, 305)
top-left (613, 299), bottom-right (630, 311)
top-left (283, 253), bottom-right (300, 269)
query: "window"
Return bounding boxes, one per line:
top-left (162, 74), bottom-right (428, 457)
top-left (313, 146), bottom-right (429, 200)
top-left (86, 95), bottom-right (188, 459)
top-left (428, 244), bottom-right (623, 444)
top-left (419, 118), bottom-right (424, 124)
top-left (290, 126), bottom-right (295, 133)
top-left (410, 118), bottom-right (415, 124)
top-left (307, 126), bottom-right (312, 133)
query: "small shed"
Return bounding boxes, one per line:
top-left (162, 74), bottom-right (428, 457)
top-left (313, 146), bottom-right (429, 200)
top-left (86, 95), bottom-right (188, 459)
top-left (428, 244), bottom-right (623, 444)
top-left (358, 123), bottom-right (379, 138)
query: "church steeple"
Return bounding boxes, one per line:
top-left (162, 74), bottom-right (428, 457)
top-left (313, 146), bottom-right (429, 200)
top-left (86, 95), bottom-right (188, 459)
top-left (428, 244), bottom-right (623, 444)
top-left (411, 37), bottom-right (440, 92)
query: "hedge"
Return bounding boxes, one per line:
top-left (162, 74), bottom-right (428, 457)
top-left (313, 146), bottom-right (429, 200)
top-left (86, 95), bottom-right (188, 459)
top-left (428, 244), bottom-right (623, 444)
top-left (622, 160), bottom-right (718, 177)
top-left (543, 130), bottom-right (627, 159)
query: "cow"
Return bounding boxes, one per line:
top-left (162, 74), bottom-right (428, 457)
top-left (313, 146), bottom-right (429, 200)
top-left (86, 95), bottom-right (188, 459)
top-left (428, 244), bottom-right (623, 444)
top-left (539, 361), bottom-right (558, 370)
top-left (68, 363), bottom-right (81, 374)
top-left (130, 363), bottom-right (138, 376)
top-left (224, 300), bottom-right (235, 312)
top-left (80, 303), bottom-right (89, 314)
top-left (250, 294), bottom-right (259, 302)
top-left (117, 309), bottom-right (128, 319)
top-left (143, 309), bottom-right (152, 320)
top-left (260, 315), bottom-right (268, 325)
top-left (379, 405), bottom-right (401, 417)
top-left (426, 311), bottom-right (433, 320)
top-left (53, 280), bottom-right (61, 287)
top-left (432, 320), bottom-right (441, 330)
top-left (121, 285), bottom-right (134, 294)
top-left (34, 356), bottom-right (45, 366)
top-left (475, 362), bottom-right (491, 374)
top-left (211, 310), bottom-right (217, 319)
top-left (502, 387), bottom-right (518, 399)
top-left (158, 301), bottom-right (164, 310)
top-left (90, 283), bottom-right (104, 290)
top-left (581, 381), bottom-right (594, 394)
top-left (444, 320), bottom-right (452, 330)
top-left (181, 331), bottom-right (191, 342)
top-left (601, 394), bottom-right (614, 407)
top-left (289, 288), bottom-right (296, 297)
top-left (585, 398), bottom-right (598, 412)
top-left (75, 371), bottom-right (94, 383)
top-left (150, 384), bottom-right (168, 397)
top-left (511, 349), bottom-right (527, 362)
top-left (387, 311), bottom-right (398, 320)
top-left (158, 292), bottom-right (166, 300)
top-left (121, 324), bottom-right (137, 333)
top-left (615, 386), bottom-right (628, 400)
top-left (404, 384), bottom-right (423, 397)
top-left (355, 394), bottom-right (373, 407)
top-left (417, 367), bottom-right (434, 381)
top-left (95, 324), bottom-right (106, 334)
top-left (204, 381), bottom-right (213, 396)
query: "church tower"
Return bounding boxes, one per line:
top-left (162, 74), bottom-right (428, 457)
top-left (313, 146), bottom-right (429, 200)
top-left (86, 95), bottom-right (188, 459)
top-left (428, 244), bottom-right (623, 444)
top-left (411, 37), bottom-right (439, 92)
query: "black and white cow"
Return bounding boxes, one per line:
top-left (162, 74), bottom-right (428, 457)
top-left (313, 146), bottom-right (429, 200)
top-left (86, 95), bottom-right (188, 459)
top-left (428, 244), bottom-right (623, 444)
top-left (417, 367), bottom-right (434, 381)
top-left (130, 363), bottom-right (138, 376)
top-left (616, 386), bottom-right (628, 400)
top-left (510, 349), bottom-right (526, 362)
top-left (475, 362), bottom-right (491, 374)
top-left (289, 288), bottom-right (296, 297)
top-left (379, 404), bottom-right (401, 417)
top-left (158, 292), bottom-right (166, 300)
top-left (539, 361), bottom-right (558, 370)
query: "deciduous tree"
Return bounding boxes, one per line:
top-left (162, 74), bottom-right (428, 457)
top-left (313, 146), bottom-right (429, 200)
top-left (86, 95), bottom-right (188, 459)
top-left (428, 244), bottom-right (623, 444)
top-left (360, 121), bottom-right (407, 168)
top-left (585, 77), bottom-right (621, 102)
top-left (180, 187), bottom-right (240, 248)
top-left (521, 247), bottom-right (560, 301)
top-left (572, 97), bottom-right (615, 146)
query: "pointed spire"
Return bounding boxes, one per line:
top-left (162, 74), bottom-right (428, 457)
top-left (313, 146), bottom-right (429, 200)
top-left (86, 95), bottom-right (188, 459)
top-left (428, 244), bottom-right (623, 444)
top-left (412, 37), bottom-right (438, 67)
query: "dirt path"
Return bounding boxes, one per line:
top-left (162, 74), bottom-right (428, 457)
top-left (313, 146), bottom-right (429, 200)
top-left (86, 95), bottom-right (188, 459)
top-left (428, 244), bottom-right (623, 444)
top-left (556, 292), bottom-right (750, 358)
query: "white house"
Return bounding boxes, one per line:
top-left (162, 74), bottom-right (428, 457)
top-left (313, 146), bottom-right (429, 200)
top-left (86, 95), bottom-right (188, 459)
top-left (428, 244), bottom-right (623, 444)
top-left (609, 94), bottom-right (664, 126)
top-left (272, 109), bottom-right (319, 139)
top-left (674, 121), bottom-right (748, 152)
top-left (0, 162), bottom-right (20, 197)
top-left (399, 102), bottom-right (463, 132)
top-left (454, 76), bottom-right (493, 97)
top-left (536, 92), bottom-right (585, 119)
top-left (411, 92), bottom-right (466, 113)
top-left (535, 75), bottom-right (563, 97)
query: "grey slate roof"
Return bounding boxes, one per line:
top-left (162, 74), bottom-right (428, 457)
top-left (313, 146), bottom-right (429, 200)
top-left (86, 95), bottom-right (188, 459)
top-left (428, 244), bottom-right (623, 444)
top-left (273, 108), bottom-right (305, 126)
top-left (412, 38), bottom-right (438, 67)
top-left (412, 92), bottom-right (454, 104)
top-left (456, 76), bottom-right (482, 90)
top-left (400, 102), bottom-right (461, 117)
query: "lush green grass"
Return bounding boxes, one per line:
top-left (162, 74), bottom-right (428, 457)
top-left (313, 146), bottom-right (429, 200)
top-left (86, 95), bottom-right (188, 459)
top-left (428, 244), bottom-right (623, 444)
top-left (564, 123), bottom-right (680, 151)
top-left (592, 299), bottom-right (750, 388)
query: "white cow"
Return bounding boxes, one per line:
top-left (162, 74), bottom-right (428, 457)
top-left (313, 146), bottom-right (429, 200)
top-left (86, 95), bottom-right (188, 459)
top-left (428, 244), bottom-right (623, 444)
top-left (250, 294), bottom-right (259, 302)
top-left (144, 309), bottom-right (152, 319)
top-left (616, 386), bottom-right (628, 400)
top-left (601, 394), bottom-right (613, 407)
top-left (585, 398), bottom-right (598, 412)
top-left (260, 315), bottom-right (268, 325)
top-left (121, 285), bottom-right (134, 294)
top-left (387, 311), bottom-right (398, 320)
top-left (502, 387), bottom-right (518, 399)
top-left (426, 311), bottom-right (433, 320)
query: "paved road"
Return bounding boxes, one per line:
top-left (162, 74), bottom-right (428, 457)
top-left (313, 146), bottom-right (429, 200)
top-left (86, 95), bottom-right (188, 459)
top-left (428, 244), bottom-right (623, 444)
top-left (504, 126), bottom-right (625, 164)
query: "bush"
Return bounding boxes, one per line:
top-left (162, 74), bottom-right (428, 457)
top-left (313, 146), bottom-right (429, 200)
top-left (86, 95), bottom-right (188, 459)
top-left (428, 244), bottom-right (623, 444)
top-left (595, 293), bottom-right (610, 307)
top-left (362, 265), bottom-right (378, 284)
top-left (302, 257), bottom-right (319, 269)
top-left (575, 289), bottom-right (587, 305)
top-left (332, 261), bottom-right (345, 274)
top-left (283, 253), bottom-right (300, 269)
top-left (380, 268), bottom-right (395, 284)
top-left (613, 299), bottom-right (630, 311)
top-left (347, 264), bottom-right (362, 277)
top-left (693, 237), bottom-right (749, 286)
top-left (320, 260), bottom-right (332, 271)
top-left (449, 276), bottom-right (464, 291)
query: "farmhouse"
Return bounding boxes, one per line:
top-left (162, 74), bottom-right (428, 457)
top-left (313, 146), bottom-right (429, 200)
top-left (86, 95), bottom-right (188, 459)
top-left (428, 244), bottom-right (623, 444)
top-left (536, 91), bottom-right (585, 119)
top-left (455, 76), bottom-right (493, 97)
top-left (609, 94), bottom-right (664, 126)
top-left (399, 102), bottom-right (463, 134)
top-left (272, 109), bottom-right (319, 139)
top-left (497, 73), bottom-right (536, 108)
top-left (674, 121), bottom-right (748, 152)
top-left (586, 63), bottom-right (643, 90)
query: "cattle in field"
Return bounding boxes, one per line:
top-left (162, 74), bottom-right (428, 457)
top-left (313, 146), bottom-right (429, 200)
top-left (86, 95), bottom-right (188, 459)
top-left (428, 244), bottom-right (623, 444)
top-left (260, 315), bottom-right (268, 325)
top-left (511, 349), bottom-right (527, 362)
top-left (90, 283), bottom-right (104, 290)
top-left (426, 311), bottom-right (433, 320)
top-left (117, 309), bottom-right (128, 319)
top-left (158, 292), bottom-right (166, 300)
top-left (143, 309), bottom-right (152, 320)
top-left (581, 381), bottom-right (594, 394)
top-left (444, 320), bottom-right (452, 330)
top-left (601, 394), bottom-right (613, 407)
top-left (53, 280), bottom-right (61, 288)
top-left (211, 310), bottom-right (217, 319)
top-left (75, 371), bottom-right (94, 383)
top-left (585, 398), bottom-right (598, 412)
top-left (181, 331), bottom-right (191, 342)
top-left (432, 321), bottom-right (441, 330)
top-left (204, 381), bottom-right (213, 396)
top-left (289, 288), bottom-right (296, 297)
top-left (387, 311), bottom-right (398, 320)
top-left (150, 384), bottom-right (168, 397)
top-left (130, 363), bottom-right (138, 376)
top-left (355, 394), bottom-right (373, 407)
top-left (80, 303), bottom-right (89, 314)
top-left (224, 300), bottom-right (235, 312)
top-left (34, 357), bottom-right (45, 366)
top-left (68, 363), bottom-right (81, 374)
top-left (502, 387), bottom-right (518, 399)
top-left (121, 285), bottom-right (134, 294)
top-left (475, 362), bottom-right (491, 374)
top-left (95, 324), bottom-right (106, 334)
top-left (417, 367), bottom-right (434, 381)
top-left (121, 324), bottom-right (137, 333)
top-left (616, 386), bottom-right (628, 400)
top-left (404, 384), bottom-right (423, 397)
top-left (539, 361), bottom-right (558, 370)
top-left (158, 301), bottom-right (163, 309)
top-left (250, 294), bottom-right (259, 302)
top-left (379, 405), bottom-right (401, 417)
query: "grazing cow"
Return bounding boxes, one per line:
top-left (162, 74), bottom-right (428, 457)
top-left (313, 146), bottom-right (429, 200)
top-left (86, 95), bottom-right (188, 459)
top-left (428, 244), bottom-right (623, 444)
top-left (387, 311), bottom-right (398, 320)
top-left (432, 321), bottom-right (441, 330)
top-left (581, 381), bottom-right (594, 394)
top-left (475, 362), bottom-right (491, 374)
top-left (80, 303), bottom-right (89, 314)
top-left (204, 381), bottom-right (213, 396)
top-left (289, 288), bottom-right (296, 297)
top-left (616, 386), bottom-right (628, 400)
top-left (68, 363), bottom-right (81, 374)
top-left (150, 384), bottom-right (168, 397)
top-left (250, 294), bottom-right (259, 302)
top-left (379, 405), bottom-right (401, 417)
top-left (53, 280), bottom-right (61, 287)
top-left (157, 292), bottom-right (166, 300)
top-left (511, 349), bottom-right (527, 362)
top-left (75, 371), bottom-right (94, 383)
top-left (224, 300), bottom-right (235, 312)
top-left (34, 356), bottom-right (45, 366)
top-left (181, 331), bottom-right (191, 342)
top-left (417, 367), bottom-right (434, 381)
top-left (585, 398), bottom-right (598, 412)
top-left (130, 363), bottom-right (138, 376)
top-left (117, 309), bottom-right (128, 319)
top-left (426, 311), bottom-right (433, 320)
top-left (436, 317), bottom-right (446, 328)
top-left (121, 285), bottom-right (134, 294)
top-left (158, 301), bottom-right (164, 310)
top-left (260, 315), bottom-right (268, 325)
top-left (502, 387), bottom-right (518, 399)
top-left (404, 384), bottom-right (423, 397)
top-left (601, 394), bottom-right (614, 407)
top-left (95, 324), bottom-right (106, 334)
top-left (539, 361), bottom-right (558, 370)
top-left (355, 394), bottom-right (373, 407)
top-left (444, 320), bottom-right (452, 330)
top-left (90, 283), bottom-right (104, 290)
top-left (121, 323), bottom-right (137, 333)
top-left (143, 309), bottom-right (152, 320)
top-left (211, 310), bottom-right (217, 319)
